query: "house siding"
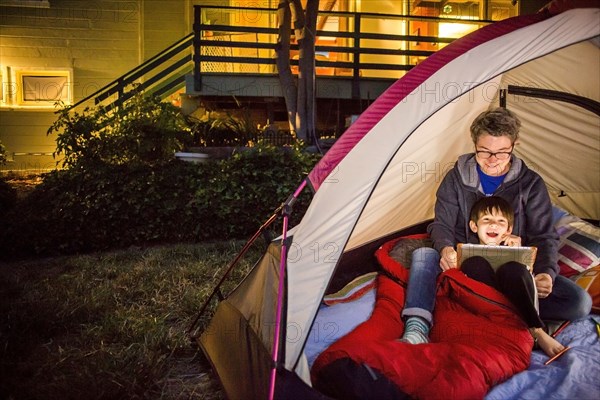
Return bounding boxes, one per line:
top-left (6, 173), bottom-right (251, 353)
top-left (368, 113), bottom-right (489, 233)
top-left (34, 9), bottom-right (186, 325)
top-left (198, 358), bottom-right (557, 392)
top-left (143, 0), bottom-right (188, 59)
top-left (0, 0), bottom-right (192, 172)
top-left (0, 109), bottom-right (59, 172)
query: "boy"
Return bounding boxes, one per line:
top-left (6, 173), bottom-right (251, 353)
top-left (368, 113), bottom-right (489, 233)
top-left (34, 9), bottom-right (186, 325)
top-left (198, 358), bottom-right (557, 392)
top-left (462, 196), bottom-right (564, 357)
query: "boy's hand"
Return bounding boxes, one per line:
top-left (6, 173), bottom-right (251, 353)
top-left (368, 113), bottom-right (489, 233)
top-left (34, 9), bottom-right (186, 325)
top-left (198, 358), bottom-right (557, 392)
top-left (502, 234), bottom-right (522, 247)
top-left (440, 247), bottom-right (458, 271)
top-left (535, 273), bottom-right (553, 298)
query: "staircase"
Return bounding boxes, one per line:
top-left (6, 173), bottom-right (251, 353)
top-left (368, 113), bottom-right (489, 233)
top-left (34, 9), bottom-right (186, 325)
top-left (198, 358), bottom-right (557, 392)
top-left (71, 5), bottom-right (490, 115)
top-left (72, 33), bottom-right (194, 110)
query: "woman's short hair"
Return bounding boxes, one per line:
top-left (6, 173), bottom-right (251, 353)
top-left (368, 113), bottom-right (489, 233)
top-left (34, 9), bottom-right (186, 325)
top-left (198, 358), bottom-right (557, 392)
top-left (470, 107), bottom-right (521, 144)
top-left (469, 196), bottom-right (515, 228)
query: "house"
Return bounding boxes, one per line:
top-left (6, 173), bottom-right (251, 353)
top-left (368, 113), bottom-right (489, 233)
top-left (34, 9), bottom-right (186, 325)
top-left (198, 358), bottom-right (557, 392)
top-left (0, 0), bottom-right (536, 173)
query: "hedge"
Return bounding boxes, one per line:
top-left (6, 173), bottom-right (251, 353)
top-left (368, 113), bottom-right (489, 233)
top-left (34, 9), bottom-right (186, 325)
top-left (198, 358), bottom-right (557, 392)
top-left (0, 145), bottom-right (319, 259)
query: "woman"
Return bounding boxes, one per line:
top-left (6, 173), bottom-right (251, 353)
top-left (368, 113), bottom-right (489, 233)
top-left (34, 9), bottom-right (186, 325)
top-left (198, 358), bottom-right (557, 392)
top-left (399, 107), bottom-right (592, 345)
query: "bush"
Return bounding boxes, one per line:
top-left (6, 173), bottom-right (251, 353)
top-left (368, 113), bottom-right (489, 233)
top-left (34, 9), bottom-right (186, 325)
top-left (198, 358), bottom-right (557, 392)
top-left (48, 92), bottom-right (194, 168)
top-left (194, 143), bottom-right (320, 239)
top-left (0, 140), bottom-right (17, 215)
top-left (0, 177), bottom-right (17, 218)
top-left (188, 110), bottom-right (261, 147)
top-left (0, 161), bottom-right (209, 257)
top-left (1, 89), bottom-right (321, 258)
top-left (0, 141), bottom-right (7, 165)
top-left (0, 144), bottom-right (320, 259)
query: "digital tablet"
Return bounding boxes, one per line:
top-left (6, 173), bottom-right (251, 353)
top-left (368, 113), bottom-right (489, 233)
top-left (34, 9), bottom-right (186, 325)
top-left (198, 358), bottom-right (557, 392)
top-left (457, 243), bottom-right (537, 272)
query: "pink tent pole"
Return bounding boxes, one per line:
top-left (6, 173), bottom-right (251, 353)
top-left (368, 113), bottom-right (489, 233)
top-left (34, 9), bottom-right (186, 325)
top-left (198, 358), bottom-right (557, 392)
top-left (268, 180), bottom-right (307, 400)
top-left (187, 203), bottom-right (283, 339)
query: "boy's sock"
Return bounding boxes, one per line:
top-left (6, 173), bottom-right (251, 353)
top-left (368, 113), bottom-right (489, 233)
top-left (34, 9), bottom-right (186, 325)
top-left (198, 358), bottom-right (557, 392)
top-left (400, 316), bottom-right (430, 345)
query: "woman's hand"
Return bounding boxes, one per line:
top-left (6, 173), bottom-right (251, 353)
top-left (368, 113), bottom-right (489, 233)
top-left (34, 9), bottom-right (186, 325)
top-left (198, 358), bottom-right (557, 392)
top-left (534, 273), bottom-right (553, 298)
top-left (501, 234), bottom-right (522, 247)
top-left (440, 246), bottom-right (458, 271)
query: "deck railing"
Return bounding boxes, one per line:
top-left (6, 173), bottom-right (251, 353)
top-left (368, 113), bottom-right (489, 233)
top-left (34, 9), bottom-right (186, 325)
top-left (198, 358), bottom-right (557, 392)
top-left (74, 6), bottom-right (492, 109)
top-left (192, 5), bottom-right (491, 95)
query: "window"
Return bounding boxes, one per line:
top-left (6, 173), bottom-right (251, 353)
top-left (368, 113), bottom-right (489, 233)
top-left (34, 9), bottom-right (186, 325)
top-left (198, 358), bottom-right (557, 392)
top-left (13, 69), bottom-right (72, 107)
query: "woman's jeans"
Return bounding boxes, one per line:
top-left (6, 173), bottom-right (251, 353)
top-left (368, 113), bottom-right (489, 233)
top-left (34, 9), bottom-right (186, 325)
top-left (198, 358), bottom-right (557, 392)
top-left (401, 247), bottom-right (441, 326)
top-left (401, 247), bottom-right (592, 326)
top-left (539, 275), bottom-right (592, 321)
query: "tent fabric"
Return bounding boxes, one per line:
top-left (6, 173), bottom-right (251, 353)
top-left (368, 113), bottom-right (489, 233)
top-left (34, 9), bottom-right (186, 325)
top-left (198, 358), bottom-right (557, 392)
top-left (311, 238), bottom-right (532, 400)
top-left (199, 242), bottom-right (282, 400)
top-left (286, 7), bottom-right (600, 377)
top-left (199, 300), bottom-right (273, 400)
top-left (306, 12), bottom-right (545, 192)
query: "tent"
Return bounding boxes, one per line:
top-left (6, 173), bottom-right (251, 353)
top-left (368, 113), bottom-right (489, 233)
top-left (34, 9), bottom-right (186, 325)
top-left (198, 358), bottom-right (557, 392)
top-left (196, 1), bottom-right (600, 399)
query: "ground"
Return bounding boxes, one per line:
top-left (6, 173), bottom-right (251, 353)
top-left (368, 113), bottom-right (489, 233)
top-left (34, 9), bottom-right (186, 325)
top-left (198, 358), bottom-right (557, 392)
top-left (160, 348), bottom-right (224, 399)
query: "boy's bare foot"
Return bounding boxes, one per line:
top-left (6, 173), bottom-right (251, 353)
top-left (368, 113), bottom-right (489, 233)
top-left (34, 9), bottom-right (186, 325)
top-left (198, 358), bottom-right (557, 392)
top-left (530, 327), bottom-right (565, 357)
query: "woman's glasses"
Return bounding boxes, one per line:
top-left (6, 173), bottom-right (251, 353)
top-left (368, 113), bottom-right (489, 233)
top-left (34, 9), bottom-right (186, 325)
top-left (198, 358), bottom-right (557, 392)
top-left (475, 147), bottom-right (513, 160)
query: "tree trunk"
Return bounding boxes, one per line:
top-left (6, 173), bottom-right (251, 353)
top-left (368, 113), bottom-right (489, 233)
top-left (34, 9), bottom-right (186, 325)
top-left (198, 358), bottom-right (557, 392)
top-left (302, 0), bottom-right (318, 143)
top-left (275, 1), bottom-right (297, 135)
top-left (275, 0), bottom-right (319, 143)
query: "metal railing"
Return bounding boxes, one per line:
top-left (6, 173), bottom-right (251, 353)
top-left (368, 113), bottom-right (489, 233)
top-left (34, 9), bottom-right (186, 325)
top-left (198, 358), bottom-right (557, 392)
top-left (72, 33), bottom-right (194, 110)
top-left (192, 5), bottom-right (491, 94)
top-left (74, 5), bottom-right (492, 109)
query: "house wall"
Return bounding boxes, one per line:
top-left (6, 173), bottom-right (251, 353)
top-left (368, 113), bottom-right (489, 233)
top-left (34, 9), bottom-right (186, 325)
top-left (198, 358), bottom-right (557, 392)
top-left (0, 0), bottom-right (136, 171)
top-left (143, 0), bottom-right (189, 59)
top-left (0, 0), bottom-right (193, 173)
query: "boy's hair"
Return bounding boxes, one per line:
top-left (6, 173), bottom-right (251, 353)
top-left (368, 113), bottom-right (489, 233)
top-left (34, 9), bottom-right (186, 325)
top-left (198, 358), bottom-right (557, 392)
top-left (470, 107), bottom-right (521, 144)
top-left (470, 196), bottom-right (515, 227)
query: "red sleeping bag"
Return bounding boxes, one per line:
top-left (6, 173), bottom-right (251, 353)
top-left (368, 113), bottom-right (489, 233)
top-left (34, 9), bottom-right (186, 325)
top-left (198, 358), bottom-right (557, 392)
top-left (311, 236), bottom-right (533, 400)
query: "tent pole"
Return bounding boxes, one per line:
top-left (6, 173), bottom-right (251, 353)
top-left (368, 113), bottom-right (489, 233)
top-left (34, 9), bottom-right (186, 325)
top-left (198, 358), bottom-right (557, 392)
top-left (269, 180), bottom-right (307, 400)
top-left (187, 203), bottom-right (284, 339)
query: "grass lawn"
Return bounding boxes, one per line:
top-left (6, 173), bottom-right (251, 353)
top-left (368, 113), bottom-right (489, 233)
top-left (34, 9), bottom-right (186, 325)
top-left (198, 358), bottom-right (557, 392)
top-left (0, 240), bottom-right (265, 399)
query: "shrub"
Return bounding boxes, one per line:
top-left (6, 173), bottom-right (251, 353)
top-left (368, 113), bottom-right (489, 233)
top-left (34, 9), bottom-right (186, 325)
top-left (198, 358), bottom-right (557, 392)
top-left (1, 88), bottom-right (322, 258)
top-left (0, 141), bottom-right (7, 165)
top-left (188, 110), bottom-right (261, 147)
top-left (194, 143), bottom-right (320, 240)
top-left (0, 141), bottom-right (17, 216)
top-left (48, 92), bottom-right (194, 168)
top-left (0, 144), bottom-right (320, 259)
top-left (0, 177), bottom-right (17, 218)
top-left (0, 161), bottom-right (210, 257)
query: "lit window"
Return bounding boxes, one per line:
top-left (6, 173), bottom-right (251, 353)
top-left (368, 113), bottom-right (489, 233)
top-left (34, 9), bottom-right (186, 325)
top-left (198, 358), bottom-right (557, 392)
top-left (15, 70), bottom-right (72, 106)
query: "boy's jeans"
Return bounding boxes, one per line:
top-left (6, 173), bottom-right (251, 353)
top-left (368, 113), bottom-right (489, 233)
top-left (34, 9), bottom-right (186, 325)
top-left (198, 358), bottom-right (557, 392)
top-left (401, 247), bottom-right (441, 326)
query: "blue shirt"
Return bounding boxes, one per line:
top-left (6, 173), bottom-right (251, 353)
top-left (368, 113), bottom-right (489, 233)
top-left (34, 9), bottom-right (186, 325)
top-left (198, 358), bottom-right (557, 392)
top-left (477, 164), bottom-right (507, 196)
